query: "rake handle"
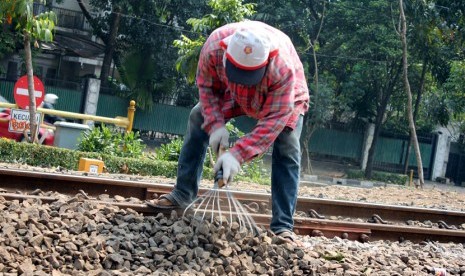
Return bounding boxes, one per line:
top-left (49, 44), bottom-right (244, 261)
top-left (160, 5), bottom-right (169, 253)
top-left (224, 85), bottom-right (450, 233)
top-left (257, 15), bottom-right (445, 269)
top-left (215, 145), bottom-right (227, 188)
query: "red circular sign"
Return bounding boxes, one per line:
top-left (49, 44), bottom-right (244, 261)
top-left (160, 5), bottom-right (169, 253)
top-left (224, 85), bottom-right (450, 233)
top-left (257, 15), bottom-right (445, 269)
top-left (13, 75), bottom-right (45, 109)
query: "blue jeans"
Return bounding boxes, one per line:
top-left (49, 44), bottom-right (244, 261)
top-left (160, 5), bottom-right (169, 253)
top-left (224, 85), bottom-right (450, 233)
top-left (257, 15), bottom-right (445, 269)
top-left (169, 103), bottom-right (303, 234)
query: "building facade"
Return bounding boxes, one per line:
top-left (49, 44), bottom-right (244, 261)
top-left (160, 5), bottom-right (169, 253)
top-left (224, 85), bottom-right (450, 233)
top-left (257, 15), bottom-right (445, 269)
top-left (0, 0), bottom-right (105, 88)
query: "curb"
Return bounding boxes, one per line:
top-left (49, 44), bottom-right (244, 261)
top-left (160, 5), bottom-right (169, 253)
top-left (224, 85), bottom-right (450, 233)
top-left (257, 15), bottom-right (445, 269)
top-left (301, 174), bottom-right (388, 188)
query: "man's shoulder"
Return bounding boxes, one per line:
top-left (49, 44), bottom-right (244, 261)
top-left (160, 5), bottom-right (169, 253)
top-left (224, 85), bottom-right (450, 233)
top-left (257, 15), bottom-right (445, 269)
top-left (205, 23), bottom-right (238, 49)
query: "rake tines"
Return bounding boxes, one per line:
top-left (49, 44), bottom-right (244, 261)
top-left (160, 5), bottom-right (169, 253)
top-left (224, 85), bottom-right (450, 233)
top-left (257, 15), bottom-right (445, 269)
top-left (182, 185), bottom-right (259, 235)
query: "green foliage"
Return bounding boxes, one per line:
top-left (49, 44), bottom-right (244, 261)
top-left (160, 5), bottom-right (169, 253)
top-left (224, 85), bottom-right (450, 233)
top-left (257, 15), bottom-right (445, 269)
top-left (77, 124), bottom-right (145, 158)
top-left (120, 130), bottom-right (145, 158)
top-left (347, 169), bottom-right (408, 185)
top-left (225, 119), bottom-right (244, 140)
top-left (443, 61), bottom-right (465, 119)
top-left (0, 29), bottom-right (17, 75)
top-left (156, 138), bottom-right (184, 162)
top-left (1, 0), bottom-right (57, 42)
top-left (173, 36), bottom-right (205, 84)
top-left (121, 48), bottom-right (157, 110)
top-left (188, 0), bottom-right (255, 30)
top-left (306, 79), bottom-right (336, 129)
top-left (173, 0), bottom-right (256, 84)
top-left (239, 159), bottom-right (270, 185)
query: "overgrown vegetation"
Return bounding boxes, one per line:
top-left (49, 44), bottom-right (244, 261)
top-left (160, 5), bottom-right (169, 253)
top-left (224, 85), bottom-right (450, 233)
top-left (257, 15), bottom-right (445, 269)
top-left (77, 124), bottom-right (145, 158)
top-left (346, 169), bottom-right (408, 185)
top-left (155, 137), bottom-right (184, 162)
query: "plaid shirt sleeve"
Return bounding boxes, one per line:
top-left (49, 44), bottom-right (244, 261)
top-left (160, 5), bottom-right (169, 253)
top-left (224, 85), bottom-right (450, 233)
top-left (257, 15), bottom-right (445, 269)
top-left (197, 44), bottom-right (225, 134)
top-left (197, 25), bottom-right (239, 135)
top-left (228, 58), bottom-right (296, 164)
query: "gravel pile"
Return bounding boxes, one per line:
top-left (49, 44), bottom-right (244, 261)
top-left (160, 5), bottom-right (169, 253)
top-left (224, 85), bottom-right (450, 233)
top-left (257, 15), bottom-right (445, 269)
top-left (1, 194), bottom-right (464, 275)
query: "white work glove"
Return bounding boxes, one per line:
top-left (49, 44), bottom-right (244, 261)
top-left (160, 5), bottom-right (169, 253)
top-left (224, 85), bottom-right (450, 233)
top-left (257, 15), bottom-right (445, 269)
top-left (209, 127), bottom-right (229, 154)
top-left (214, 152), bottom-right (241, 185)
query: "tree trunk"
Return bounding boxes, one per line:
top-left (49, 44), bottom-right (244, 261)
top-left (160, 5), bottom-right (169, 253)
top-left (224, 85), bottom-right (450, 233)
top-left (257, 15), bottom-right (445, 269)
top-left (364, 107), bottom-right (384, 179)
top-left (399, 0), bottom-right (424, 187)
top-left (301, 116), bottom-right (315, 174)
top-left (300, 115), bottom-right (310, 173)
top-left (364, 62), bottom-right (402, 179)
top-left (300, 2), bottom-right (326, 175)
top-left (76, 0), bottom-right (107, 42)
top-left (301, 41), bottom-right (320, 174)
top-left (403, 57), bottom-right (428, 173)
top-left (24, 33), bottom-right (38, 143)
top-left (100, 8), bottom-right (121, 87)
top-left (76, 0), bottom-right (120, 88)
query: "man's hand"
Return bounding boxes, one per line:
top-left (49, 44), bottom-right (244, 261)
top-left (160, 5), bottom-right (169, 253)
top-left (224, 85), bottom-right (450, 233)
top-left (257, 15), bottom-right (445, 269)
top-left (214, 152), bottom-right (240, 185)
top-left (209, 127), bottom-right (229, 154)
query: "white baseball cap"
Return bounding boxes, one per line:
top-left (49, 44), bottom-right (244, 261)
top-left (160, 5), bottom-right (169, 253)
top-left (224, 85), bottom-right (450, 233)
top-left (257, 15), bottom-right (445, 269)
top-left (221, 27), bottom-right (278, 85)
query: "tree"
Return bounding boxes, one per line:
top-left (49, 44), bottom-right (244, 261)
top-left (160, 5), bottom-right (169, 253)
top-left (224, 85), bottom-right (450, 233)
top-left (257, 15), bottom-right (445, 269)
top-left (251, 0), bottom-right (334, 174)
top-left (399, 0), bottom-right (425, 187)
top-left (300, 1), bottom-right (329, 174)
top-left (173, 0), bottom-right (256, 83)
top-left (76, 0), bottom-right (204, 109)
top-left (0, 0), bottom-right (56, 143)
top-left (316, 0), bottom-right (404, 179)
top-left (0, 26), bottom-right (18, 76)
top-left (76, 0), bottom-right (125, 87)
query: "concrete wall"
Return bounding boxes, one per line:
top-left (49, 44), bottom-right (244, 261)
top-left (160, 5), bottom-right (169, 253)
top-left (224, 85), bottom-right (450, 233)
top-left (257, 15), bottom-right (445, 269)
top-left (431, 127), bottom-right (452, 180)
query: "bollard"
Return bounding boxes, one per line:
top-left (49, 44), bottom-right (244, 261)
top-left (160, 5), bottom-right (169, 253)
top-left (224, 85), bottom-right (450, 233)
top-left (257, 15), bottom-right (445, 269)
top-left (409, 169), bottom-right (414, 187)
top-left (126, 100), bottom-right (136, 133)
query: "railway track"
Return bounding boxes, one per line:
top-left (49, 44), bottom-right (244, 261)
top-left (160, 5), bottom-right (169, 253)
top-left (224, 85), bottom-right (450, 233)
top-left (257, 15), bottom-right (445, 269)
top-left (1, 167), bottom-right (465, 243)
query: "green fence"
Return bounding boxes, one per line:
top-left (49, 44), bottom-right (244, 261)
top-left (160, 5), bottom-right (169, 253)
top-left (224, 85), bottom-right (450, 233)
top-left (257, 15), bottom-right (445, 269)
top-left (309, 128), bottom-right (364, 160)
top-left (47, 87), bottom-right (82, 112)
top-left (374, 136), bottom-right (433, 166)
top-left (0, 81), bottom-right (15, 102)
top-left (373, 133), bottom-right (436, 178)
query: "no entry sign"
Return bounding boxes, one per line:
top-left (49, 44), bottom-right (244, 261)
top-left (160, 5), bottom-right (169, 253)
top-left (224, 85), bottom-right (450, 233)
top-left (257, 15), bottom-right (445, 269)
top-left (13, 75), bottom-right (45, 109)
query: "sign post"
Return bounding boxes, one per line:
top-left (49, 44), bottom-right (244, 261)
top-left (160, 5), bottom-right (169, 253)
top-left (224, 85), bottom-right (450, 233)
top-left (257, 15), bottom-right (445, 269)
top-left (13, 75), bottom-right (45, 109)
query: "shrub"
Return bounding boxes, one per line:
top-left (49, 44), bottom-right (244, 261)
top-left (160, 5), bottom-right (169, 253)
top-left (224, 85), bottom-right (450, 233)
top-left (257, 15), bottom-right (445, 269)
top-left (78, 123), bottom-right (145, 158)
top-left (346, 169), bottom-right (408, 185)
top-left (0, 138), bottom-right (178, 177)
top-left (156, 138), bottom-right (184, 162)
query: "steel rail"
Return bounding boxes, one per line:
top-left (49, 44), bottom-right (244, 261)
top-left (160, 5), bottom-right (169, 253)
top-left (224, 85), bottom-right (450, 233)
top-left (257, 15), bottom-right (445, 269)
top-left (1, 167), bottom-right (464, 226)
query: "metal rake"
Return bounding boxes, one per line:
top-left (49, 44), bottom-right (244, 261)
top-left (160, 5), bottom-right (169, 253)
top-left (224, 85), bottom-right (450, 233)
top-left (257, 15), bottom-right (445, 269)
top-left (182, 146), bottom-right (259, 234)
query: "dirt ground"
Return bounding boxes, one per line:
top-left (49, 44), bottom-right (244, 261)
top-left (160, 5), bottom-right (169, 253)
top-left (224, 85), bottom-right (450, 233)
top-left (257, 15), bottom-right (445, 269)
top-left (308, 159), bottom-right (354, 178)
top-left (233, 158), bottom-right (465, 212)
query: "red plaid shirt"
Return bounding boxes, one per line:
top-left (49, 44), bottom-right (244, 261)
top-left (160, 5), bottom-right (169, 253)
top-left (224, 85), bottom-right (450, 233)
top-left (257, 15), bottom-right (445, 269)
top-left (197, 21), bottom-right (309, 164)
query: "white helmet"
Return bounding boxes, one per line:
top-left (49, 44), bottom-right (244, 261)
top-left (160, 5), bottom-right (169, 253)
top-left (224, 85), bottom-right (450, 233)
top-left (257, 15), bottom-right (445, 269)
top-left (44, 93), bottom-right (59, 105)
